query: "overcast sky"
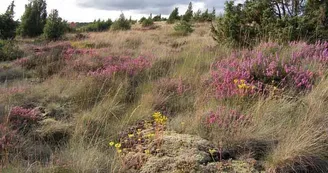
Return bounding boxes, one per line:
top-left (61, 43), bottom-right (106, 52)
top-left (0, 0), bottom-right (244, 22)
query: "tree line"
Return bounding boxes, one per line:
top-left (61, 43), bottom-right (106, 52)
top-left (211, 0), bottom-right (328, 47)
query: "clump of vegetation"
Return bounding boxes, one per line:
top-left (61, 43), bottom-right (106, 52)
top-left (0, 1), bottom-right (18, 39)
top-left (79, 19), bottom-right (112, 32)
top-left (167, 7), bottom-right (180, 24)
top-left (211, 0), bottom-right (328, 47)
top-left (174, 21), bottom-right (194, 36)
top-left (141, 17), bottom-right (154, 28)
top-left (111, 13), bottom-right (131, 31)
top-left (0, 40), bottom-right (23, 61)
top-left (17, 0), bottom-right (47, 37)
top-left (193, 8), bottom-right (216, 22)
top-left (43, 9), bottom-right (67, 41)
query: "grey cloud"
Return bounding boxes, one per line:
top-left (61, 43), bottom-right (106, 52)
top-left (77, 0), bottom-right (227, 15)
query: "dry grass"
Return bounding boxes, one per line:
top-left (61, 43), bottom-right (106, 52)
top-left (1, 22), bottom-right (328, 172)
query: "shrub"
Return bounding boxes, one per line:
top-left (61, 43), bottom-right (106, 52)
top-left (17, 0), bottom-right (47, 37)
top-left (139, 17), bottom-right (147, 24)
top-left (0, 40), bottom-right (23, 61)
top-left (174, 21), bottom-right (194, 36)
top-left (79, 19), bottom-right (112, 32)
top-left (211, 0), bottom-right (328, 47)
top-left (0, 1), bottom-right (19, 39)
top-left (167, 7), bottom-right (180, 24)
top-left (111, 13), bottom-right (131, 31)
top-left (141, 18), bottom-right (154, 28)
top-left (43, 9), bottom-right (67, 41)
top-left (210, 41), bottom-right (328, 99)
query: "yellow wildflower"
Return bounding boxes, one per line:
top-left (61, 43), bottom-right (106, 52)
top-left (128, 134), bottom-right (134, 138)
top-left (209, 149), bottom-right (217, 154)
top-left (109, 142), bottom-right (115, 146)
top-left (145, 150), bottom-right (150, 155)
top-left (117, 149), bottom-right (122, 153)
top-left (115, 143), bottom-right (121, 148)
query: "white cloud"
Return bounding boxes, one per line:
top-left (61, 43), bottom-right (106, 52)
top-left (0, 0), bottom-right (243, 22)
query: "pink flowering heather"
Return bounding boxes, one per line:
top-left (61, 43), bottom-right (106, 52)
top-left (9, 106), bottom-right (41, 129)
top-left (210, 41), bottom-right (328, 99)
top-left (88, 56), bottom-right (152, 78)
top-left (63, 47), bottom-right (97, 61)
top-left (0, 87), bottom-right (27, 95)
top-left (13, 57), bottom-right (29, 67)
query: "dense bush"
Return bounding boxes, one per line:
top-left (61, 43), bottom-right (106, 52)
top-left (141, 18), bottom-right (154, 28)
top-left (43, 9), bottom-right (67, 41)
top-left (111, 13), bottom-right (131, 31)
top-left (210, 41), bottom-right (328, 99)
top-left (174, 21), bottom-right (194, 36)
top-left (0, 40), bottom-right (23, 61)
top-left (17, 0), bottom-right (47, 37)
top-left (79, 19), bottom-right (112, 32)
top-left (0, 1), bottom-right (19, 39)
top-left (167, 7), bottom-right (180, 24)
top-left (193, 8), bottom-right (216, 22)
top-left (212, 0), bottom-right (328, 47)
top-left (182, 2), bottom-right (193, 22)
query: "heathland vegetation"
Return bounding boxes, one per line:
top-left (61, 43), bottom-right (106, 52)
top-left (0, 0), bottom-right (328, 172)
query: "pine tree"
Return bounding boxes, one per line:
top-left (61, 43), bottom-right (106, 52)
top-left (18, 0), bottom-right (47, 37)
top-left (167, 7), bottom-right (179, 24)
top-left (182, 2), bottom-right (193, 22)
top-left (111, 13), bottom-right (131, 31)
top-left (0, 1), bottom-right (18, 39)
top-left (43, 9), bottom-right (67, 41)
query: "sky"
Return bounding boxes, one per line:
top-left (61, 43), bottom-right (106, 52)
top-left (0, 0), bottom-right (244, 22)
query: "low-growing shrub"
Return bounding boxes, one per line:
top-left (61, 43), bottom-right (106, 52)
top-left (210, 41), bottom-right (328, 99)
top-left (141, 18), bottom-right (154, 28)
top-left (111, 13), bottom-right (131, 31)
top-left (174, 21), bottom-right (194, 36)
top-left (0, 40), bottom-right (23, 61)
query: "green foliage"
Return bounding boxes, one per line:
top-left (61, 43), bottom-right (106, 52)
top-left (111, 13), bottom-right (131, 31)
top-left (193, 8), bottom-right (216, 22)
top-left (174, 21), bottom-right (194, 36)
top-left (0, 40), bottom-right (23, 61)
top-left (0, 1), bottom-right (19, 39)
top-left (17, 0), bottom-right (47, 37)
top-left (211, 0), bottom-right (328, 47)
top-left (153, 14), bottom-right (162, 21)
top-left (167, 7), bottom-right (180, 24)
top-left (139, 17), bottom-right (147, 24)
top-left (79, 19), bottom-right (112, 32)
top-left (43, 9), bottom-right (67, 41)
top-left (142, 15), bottom-right (154, 28)
top-left (182, 2), bottom-right (193, 22)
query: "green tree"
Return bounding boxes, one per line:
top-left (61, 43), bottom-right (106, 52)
top-left (142, 14), bottom-right (154, 28)
top-left (210, 7), bottom-right (216, 21)
top-left (167, 7), bottom-right (180, 24)
top-left (153, 14), bottom-right (162, 21)
top-left (43, 9), bottom-right (67, 41)
top-left (17, 0), bottom-right (47, 37)
top-left (211, 0), bottom-right (328, 47)
top-left (193, 9), bottom-right (202, 22)
top-left (139, 17), bottom-right (147, 24)
top-left (111, 13), bottom-right (131, 31)
top-left (174, 21), bottom-right (194, 36)
top-left (0, 1), bottom-right (18, 39)
top-left (182, 2), bottom-right (193, 22)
